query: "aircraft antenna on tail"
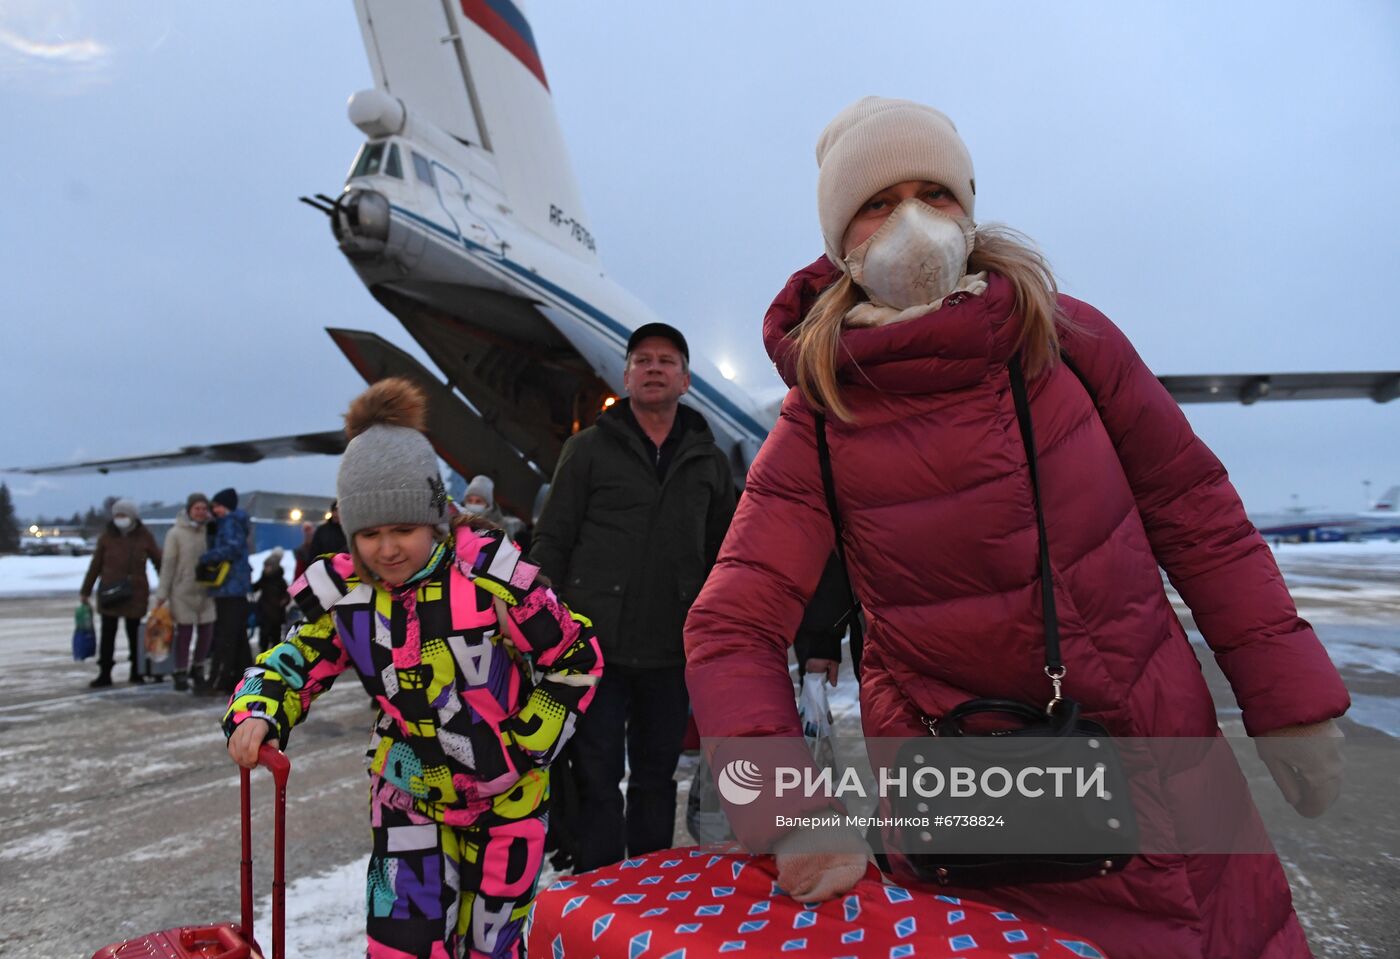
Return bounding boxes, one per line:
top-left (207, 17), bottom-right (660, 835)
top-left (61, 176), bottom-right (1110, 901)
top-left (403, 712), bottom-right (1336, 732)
top-left (439, 0), bottom-right (493, 150)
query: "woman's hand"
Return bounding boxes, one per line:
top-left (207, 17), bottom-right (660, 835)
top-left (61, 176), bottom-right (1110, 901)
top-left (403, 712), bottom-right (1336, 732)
top-left (1254, 718), bottom-right (1344, 818)
top-left (805, 658), bottom-right (839, 687)
top-left (773, 822), bottom-right (868, 902)
top-left (227, 720), bottom-right (278, 769)
top-left (776, 849), bottom-right (867, 902)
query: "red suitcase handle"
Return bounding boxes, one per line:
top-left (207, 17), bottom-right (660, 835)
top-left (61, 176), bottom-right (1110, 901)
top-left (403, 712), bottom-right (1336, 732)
top-left (177, 924), bottom-right (251, 959)
top-left (239, 745), bottom-right (290, 959)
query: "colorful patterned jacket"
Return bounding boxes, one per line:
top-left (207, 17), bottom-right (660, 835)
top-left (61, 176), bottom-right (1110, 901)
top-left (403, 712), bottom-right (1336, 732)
top-left (223, 527), bottom-right (602, 827)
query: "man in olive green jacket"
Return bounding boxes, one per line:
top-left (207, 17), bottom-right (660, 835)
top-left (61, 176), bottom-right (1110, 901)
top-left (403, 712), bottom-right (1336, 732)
top-left (531, 322), bottom-right (736, 871)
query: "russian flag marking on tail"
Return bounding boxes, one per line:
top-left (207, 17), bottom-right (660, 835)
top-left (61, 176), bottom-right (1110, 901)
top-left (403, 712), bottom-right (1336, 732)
top-left (460, 0), bottom-right (548, 89)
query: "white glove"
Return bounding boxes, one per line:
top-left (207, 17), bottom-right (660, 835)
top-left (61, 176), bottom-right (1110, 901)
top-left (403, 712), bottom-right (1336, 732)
top-left (1254, 718), bottom-right (1344, 818)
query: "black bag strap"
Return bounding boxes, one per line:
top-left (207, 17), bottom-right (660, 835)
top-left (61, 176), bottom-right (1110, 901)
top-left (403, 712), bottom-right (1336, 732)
top-left (815, 355), bottom-right (1066, 706)
top-left (813, 413), bottom-right (864, 647)
top-left (814, 412), bottom-right (845, 563)
top-left (1007, 355), bottom-right (1063, 687)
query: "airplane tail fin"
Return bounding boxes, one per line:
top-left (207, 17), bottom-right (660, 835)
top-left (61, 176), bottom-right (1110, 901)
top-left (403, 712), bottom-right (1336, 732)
top-left (1373, 485), bottom-right (1399, 511)
top-left (353, 0), bottom-right (598, 264)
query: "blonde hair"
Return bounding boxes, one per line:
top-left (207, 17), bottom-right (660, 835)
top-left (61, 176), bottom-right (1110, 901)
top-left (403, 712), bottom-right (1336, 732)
top-left (791, 224), bottom-right (1065, 422)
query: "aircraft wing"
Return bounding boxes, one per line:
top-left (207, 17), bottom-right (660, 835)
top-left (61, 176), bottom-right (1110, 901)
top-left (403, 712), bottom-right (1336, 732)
top-left (1160, 371), bottom-right (1400, 405)
top-left (11, 363), bottom-right (1393, 485)
top-left (7, 328), bottom-right (552, 519)
top-left (6, 432), bottom-right (348, 476)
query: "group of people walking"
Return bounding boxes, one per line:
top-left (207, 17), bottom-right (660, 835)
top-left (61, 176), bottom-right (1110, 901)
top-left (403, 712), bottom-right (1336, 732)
top-left (210, 96), bottom-right (1348, 958)
top-left (80, 488), bottom-right (296, 692)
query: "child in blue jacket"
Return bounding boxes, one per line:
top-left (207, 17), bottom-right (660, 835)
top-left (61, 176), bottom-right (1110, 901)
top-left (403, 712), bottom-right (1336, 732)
top-left (225, 378), bottom-right (602, 959)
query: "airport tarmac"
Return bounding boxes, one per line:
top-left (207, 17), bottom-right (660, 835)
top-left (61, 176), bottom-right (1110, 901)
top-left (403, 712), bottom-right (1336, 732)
top-left (0, 542), bottom-right (1396, 958)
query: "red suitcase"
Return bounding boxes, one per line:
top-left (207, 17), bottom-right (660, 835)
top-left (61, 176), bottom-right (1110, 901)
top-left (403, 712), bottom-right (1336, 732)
top-left (528, 845), bottom-right (1110, 958)
top-left (91, 745), bottom-right (289, 959)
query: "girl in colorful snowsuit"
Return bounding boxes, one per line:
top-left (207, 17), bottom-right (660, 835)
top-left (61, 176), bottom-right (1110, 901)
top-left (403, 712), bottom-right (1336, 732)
top-left (225, 378), bottom-right (603, 959)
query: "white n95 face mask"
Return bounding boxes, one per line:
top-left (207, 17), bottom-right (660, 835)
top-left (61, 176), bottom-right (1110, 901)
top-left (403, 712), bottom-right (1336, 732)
top-left (844, 199), bottom-right (976, 310)
top-left (113, 517), bottom-right (133, 531)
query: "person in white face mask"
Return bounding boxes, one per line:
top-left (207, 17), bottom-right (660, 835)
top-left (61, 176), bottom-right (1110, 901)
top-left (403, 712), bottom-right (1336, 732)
top-left (683, 96), bottom-right (1348, 959)
top-left (462, 474), bottom-right (526, 545)
top-left (80, 497), bottom-right (162, 686)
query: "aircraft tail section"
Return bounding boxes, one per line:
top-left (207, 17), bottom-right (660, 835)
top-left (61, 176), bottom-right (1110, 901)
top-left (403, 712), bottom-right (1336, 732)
top-left (1373, 485), bottom-right (1399, 512)
top-left (353, 0), bottom-right (599, 266)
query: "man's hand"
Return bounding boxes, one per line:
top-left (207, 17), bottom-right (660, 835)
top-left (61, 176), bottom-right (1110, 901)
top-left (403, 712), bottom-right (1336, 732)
top-left (1255, 718), bottom-right (1344, 818)
top-left (228, 720), bottom-right (278, 769)
top-left (805, 658), bottom-right (839, 687)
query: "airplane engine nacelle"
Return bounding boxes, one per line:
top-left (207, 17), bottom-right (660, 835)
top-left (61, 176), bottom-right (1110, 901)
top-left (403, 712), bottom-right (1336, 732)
top-left (334, 188), bottom-right (391, 257)
top-left (348, 88), bottom-right (406, 137)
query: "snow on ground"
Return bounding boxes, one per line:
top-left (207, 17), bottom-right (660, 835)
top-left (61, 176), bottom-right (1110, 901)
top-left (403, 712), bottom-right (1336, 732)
top-left (0, 548), bottom-right (297, 598)
top-left (3, 540), bottom-right (1393, 598)
top-left (0, 553), bottom-right (94, 595)
top-left (252, 858), bottom-right (367, 959)
top-left (4, 543), bottom-right (1395, 955)
top-left (1269, 540), bottom-right (1400, 557)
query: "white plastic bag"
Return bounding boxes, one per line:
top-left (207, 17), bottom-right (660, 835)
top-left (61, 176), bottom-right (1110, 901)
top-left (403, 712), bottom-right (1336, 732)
top-left (797, 673), bottom-right (838, 773)
top-left (686, 675), bottom-right (843, 845)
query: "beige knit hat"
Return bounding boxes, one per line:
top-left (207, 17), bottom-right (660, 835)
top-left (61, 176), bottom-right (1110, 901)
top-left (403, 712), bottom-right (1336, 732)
top-left (816, 97), bottom-right (976, 266)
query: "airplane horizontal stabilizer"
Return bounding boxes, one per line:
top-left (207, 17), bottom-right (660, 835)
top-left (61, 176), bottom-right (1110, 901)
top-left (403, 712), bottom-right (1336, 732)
top-left (327, 326), bottom-right (546, 517)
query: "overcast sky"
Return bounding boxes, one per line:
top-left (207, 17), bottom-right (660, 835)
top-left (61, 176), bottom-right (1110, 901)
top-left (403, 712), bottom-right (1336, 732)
top-left (1, 0), bottom-right (1396, 521)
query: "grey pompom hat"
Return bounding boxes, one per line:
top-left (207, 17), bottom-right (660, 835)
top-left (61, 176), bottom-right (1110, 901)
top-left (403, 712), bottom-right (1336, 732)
top-left (335, 424), bottom-right (448, 539)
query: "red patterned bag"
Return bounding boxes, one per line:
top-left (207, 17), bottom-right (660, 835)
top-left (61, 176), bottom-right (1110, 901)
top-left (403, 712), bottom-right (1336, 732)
top-left (528, 846), bottom-right (1108, 957)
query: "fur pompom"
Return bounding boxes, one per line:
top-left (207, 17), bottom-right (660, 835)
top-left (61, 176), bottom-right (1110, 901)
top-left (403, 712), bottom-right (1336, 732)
top-left (344, 377), bottom-right (429, 439)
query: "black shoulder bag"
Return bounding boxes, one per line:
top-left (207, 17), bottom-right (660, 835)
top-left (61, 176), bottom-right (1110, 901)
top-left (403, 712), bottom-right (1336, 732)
top-left (96, 578), bottom-right (133, 611)
top-left (816, 355), bottom-right (1137, 887)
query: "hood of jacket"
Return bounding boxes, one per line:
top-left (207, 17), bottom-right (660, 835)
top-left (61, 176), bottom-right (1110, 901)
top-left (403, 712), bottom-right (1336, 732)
top-left (762, 255), bottom-right (1021, 397)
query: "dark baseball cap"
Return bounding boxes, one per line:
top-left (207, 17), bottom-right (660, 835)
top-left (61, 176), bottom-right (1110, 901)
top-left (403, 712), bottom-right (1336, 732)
top-left (626, 322), bottom-right (689, 362)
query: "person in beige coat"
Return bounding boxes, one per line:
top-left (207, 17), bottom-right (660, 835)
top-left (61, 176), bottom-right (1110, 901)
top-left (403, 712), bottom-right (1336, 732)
top-left (154, 493), bottom-right (217, 691)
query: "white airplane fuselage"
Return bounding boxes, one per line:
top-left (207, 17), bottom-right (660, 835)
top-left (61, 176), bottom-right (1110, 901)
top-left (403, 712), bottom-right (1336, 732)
top-left (332, 91), bottom-right (770, 487)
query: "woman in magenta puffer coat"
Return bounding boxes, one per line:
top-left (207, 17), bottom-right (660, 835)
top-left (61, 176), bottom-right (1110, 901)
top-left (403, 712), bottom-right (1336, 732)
top-left (684, 97), bottom-right (1349, 959)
